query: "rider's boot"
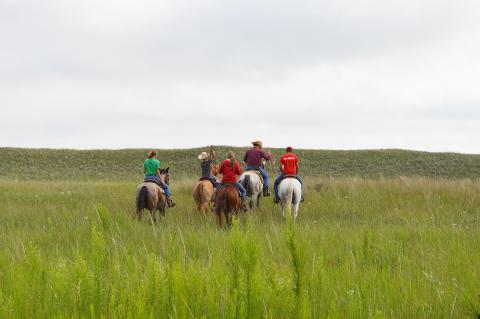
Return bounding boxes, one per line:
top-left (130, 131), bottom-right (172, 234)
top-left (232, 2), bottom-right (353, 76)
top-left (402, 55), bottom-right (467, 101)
top-left (167, 197), bottom-right (176, 208)
top-left (241, 199), bottom-right (248, 212)
top-left (263, 186), bottom-right (271, 197)
top-left (273, 195), bottom-right (280, 204)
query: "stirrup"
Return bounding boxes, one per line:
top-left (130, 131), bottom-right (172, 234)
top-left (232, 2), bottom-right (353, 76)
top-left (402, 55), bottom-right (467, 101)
top-left (263, 189), bottom-right (271, 197)
top-left (273, 197), bottom-right (280, 204)
top-left (167, 199), bottom-right (176, 208)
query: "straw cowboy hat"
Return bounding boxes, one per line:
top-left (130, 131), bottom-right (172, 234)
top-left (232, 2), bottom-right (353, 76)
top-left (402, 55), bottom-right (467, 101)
top-left (251, 140), bottom-right (263, 148)
top-left (198, 152), bottom-right (209, 160)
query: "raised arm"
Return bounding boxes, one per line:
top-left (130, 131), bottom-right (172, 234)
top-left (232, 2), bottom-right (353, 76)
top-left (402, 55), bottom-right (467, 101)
top-left (209, 145), bottom-right (216, 161)
top-left (262, 150), bottom-right (273, 162)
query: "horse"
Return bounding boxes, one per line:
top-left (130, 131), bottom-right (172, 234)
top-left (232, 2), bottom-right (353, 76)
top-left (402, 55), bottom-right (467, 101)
top-left (135, 168), bottom-right (171, 223)
top-left (214, 183), bottom-right (241, 227)
top-left (278, 176), bottom-right (302, 222)
top-left (193, 164), bottom-right (218, 214)
top-left (238, 171), bottom-right (263, 210)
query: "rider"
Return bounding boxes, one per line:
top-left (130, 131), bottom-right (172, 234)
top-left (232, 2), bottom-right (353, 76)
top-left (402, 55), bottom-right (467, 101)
top-left (143, 150), bottom-right (176, 207)
top-left (273, 146), bottom-right (304, 203)
top-left (198, 145), bottom-right (218, 187)
top-left (243, 140), bottom-right (272, 197)
top-left (216, 151), bottom-right (248, 212)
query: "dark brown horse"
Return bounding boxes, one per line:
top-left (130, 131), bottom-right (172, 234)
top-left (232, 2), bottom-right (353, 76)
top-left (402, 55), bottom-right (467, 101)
top-left (214, 183), bottom-right (241, 227)
top-left (135, 168), bottom-right (170, 223)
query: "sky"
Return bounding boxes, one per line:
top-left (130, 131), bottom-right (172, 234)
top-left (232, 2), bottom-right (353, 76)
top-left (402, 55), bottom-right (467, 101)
top-left (1, 0), bottom-right (479, 153)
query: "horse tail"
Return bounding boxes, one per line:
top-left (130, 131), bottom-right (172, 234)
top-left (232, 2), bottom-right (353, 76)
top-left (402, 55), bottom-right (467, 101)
top-left (200, 182), bottom-right (212, 204)
top-left (193, 182), bottom-right (201, 202)
top-left (242, 174), bottom-right (252, 197)
top-left (282, 180), bottom-right (294, 209)
top-left (194, 181), bottom-right (212, 206)
top-left (214, 193), bottom-right (226, 215)
top-left (137, 186), bottom-right (148, 211)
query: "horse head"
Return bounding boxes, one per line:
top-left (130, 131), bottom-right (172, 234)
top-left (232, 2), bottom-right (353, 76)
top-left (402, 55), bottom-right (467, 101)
top-left (159, 167), bottom-right (170, 185)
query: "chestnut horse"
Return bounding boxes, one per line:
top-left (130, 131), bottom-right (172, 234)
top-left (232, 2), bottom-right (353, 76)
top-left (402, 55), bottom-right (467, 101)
top-left (214, 183), bottom-right (241, 227)
top-left (193, 164), bottom-right (218, 214)
top-left (135, 168), bottom-right (170, 223)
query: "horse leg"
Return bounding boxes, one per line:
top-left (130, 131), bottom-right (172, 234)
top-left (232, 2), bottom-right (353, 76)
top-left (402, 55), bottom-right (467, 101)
top-left (158, 198), bottom-right (166, 217)
top-left (226, 212), bottom-right (232, 227)
top-left (201, 202), bottom-right (209, 215)
top-left (216, 212), bottom-right (223, 227)
top-left (280, 200), bottom-right (286, 219)
top-left (292, 203), bottom-right (300, 223)
top-left (136, 209), bottom-right (143, 221)
top-left (149, 209), bottom-right (157, 224)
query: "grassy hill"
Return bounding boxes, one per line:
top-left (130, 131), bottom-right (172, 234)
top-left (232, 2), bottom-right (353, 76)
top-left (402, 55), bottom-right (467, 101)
top-left (1, 147), bottom-right (480, 181)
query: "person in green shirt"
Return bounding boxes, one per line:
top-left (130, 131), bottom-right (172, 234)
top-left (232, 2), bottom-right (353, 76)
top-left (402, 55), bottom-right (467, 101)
top-left (143, 150), bottom-right (176, 207)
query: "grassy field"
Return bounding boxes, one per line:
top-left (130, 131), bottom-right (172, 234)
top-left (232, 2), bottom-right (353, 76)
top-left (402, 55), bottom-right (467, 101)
top-left (1, 148), bottom-right (479, 317)
top-left (2, 147), bottom-right (480, 180)
top-left (1, 174), bottom-right (479, 318)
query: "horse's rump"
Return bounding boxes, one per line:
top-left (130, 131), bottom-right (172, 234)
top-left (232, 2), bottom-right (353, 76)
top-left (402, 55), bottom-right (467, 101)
top-left (279, 178), bottom-right (302, 204)
top-left (193, 180), bottom-right (214, 204)
top-left (214, 183), bottom-right (240, 215)
top-left (240, 171), bottom-right (263, 197)
top-left (136, 182), bottom-right (166, 211)
top-left (248, 170), bottom-right (264, 184)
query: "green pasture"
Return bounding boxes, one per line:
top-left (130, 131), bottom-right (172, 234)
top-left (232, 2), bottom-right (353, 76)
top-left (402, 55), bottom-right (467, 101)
top-left (2, 147), bottom-right (480, 180)
top-left (0, 177), bottom-right (479, 318)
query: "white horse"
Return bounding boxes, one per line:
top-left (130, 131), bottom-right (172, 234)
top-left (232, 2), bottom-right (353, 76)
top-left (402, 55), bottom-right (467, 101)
top-left (239, 171), bottom-right (263, 210)
top-left (278, 177), bottom-right (302, 222)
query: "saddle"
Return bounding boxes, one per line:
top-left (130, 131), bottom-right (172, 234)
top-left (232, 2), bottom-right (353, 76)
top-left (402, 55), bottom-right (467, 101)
top-left (279, 174), bottom-right (298, 184)
top-left (143, 178), bottom-right (165, 194)
top-left (199, 176), bottom-right (218, 187)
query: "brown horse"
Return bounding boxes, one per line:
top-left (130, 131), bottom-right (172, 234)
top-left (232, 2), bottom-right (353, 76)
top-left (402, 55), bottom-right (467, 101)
top-left (193, 180), bottom-right (214, 214)
top-left (135, 168), bottom-right (170, 223)
top-left (193, 164), bottom-right (218, 214)
top-left (214, 183), bottom-right (241, 227)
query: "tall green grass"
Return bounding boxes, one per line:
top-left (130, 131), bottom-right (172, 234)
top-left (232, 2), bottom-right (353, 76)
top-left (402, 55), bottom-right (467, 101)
top-left (0, 178), bottom-right (479, 318)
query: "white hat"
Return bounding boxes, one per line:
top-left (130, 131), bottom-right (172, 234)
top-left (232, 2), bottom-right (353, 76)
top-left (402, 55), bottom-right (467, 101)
top-left (198, 152), bottom-right (209, 160)
top-left (251, 140), bottom-right (263, 148)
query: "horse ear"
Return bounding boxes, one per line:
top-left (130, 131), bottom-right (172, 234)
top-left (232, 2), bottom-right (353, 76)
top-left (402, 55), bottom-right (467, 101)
top-left (165, 167), bottom-right (170, 172)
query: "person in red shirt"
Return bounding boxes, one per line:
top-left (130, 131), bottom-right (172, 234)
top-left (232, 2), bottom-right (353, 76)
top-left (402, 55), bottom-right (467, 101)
top-left (273, 146), bottom-right (304, 203)
top-left (215, 151), bottom-right (248, 212)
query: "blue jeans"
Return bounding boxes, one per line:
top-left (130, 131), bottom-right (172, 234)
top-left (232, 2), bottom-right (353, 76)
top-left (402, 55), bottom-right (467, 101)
top-left (245, 165), bottom-right (269, 189)
top-left (144, 175), bottom-right (173, 197)
top-left (274, 174), bottom-right (303, 199)
top-left (214, 182), bottom-right (246, 202)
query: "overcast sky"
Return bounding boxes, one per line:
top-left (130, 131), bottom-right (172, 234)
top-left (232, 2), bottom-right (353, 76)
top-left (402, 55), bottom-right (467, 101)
top-left (1, 0), bottom-right (479, 153)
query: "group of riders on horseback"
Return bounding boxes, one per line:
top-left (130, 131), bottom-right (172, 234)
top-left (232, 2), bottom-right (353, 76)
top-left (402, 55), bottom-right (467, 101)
top-left (142, 140), bottom-right (304, 213)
